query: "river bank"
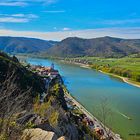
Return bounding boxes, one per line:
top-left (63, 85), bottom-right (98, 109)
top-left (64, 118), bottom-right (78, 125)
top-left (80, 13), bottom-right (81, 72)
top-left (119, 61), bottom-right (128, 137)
top-left (63, 86), bottom-right (122, 140)
top-left (61, 60), bottom-right (140, 88)
top-left (98, 70), bottom-right (140, 88)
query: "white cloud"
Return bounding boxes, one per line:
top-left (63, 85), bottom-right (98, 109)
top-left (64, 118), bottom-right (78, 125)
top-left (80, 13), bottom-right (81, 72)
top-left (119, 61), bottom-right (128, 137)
top-left (11, 14), bottom-right (38, 18)
top-left (11, 14), bottom-right (27, 17)
top-left (44, 10), bottom-right (65, 13)
top-left (0, 2), bottom-right (27, 7)
top-left (0, 13), bottom-right (38, 23)
top-left (0, 17), bottom-right (29, 23)
top-left (0, 0), bottom-right (58, 6)
top-left (0, 28), bottom-right (140, 41)
top-left (63, 27), bottom-right (71, 31)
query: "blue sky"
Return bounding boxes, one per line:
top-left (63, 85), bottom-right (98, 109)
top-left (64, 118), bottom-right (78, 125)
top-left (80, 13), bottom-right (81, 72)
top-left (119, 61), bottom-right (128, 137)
top-left (0, 0), bottom-right (140, 40)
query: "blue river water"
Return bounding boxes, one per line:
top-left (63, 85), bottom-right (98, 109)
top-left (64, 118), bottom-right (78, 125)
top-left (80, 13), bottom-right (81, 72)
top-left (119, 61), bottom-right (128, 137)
top-left (27, 58), bottom-right (140, 140)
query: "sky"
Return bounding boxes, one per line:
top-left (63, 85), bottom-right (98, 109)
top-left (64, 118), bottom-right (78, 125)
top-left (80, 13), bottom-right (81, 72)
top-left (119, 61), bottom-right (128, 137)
top-left (0, 0), bottom-right (140, 40)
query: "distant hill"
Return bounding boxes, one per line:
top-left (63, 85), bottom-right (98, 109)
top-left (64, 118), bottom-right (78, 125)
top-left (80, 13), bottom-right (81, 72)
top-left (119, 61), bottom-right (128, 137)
top-left (46, 36), bottom-right (140, 57)
top-left (1, 36), bottom-right (140, 58)
top-left (0, 36), bottom-right (58, 53)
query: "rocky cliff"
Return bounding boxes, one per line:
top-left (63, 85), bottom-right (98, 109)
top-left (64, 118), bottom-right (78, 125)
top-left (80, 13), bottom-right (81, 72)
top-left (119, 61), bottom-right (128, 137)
top-left (0, 51), bottom-right (94, 140)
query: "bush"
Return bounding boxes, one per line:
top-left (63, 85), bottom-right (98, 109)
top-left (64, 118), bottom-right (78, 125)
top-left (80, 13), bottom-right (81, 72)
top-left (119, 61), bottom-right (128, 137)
top-left (33, 95), bottom-right (51, 117)
top-left (48, 110), bottom-right (59, 127)
top-left (25, 121), bottom-right (35, 129)
top-left (132, 73), bottom-right (140, 82)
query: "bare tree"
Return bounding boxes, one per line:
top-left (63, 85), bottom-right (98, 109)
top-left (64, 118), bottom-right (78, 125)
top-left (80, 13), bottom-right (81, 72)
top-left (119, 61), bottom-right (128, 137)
top-left (97, 98), bottom-right (113, 140)
top-left (0, 69), bottom-right (33, 139)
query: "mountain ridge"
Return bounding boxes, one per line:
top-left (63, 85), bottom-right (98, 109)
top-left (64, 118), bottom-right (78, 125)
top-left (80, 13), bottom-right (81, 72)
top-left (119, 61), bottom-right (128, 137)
top-left (0, 36), bottom-right (58, 54)
top-left (46, 36), bottom-right (140, 57)
top-left (0, 36), bottom-right (140, 57)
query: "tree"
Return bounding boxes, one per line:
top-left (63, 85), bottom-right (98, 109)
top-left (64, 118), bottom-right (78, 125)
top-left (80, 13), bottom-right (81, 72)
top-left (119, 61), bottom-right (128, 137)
top-left (97, 98), bottom-right (114, 140)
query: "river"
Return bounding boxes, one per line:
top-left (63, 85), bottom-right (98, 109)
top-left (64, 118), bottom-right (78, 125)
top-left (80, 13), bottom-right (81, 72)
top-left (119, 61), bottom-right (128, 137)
top-left (27, 57), bottom-right (140, 140)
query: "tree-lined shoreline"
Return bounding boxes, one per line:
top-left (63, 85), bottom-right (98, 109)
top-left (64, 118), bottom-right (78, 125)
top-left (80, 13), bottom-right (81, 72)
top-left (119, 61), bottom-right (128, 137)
top-left (59, 58), bottom-right (140, 88)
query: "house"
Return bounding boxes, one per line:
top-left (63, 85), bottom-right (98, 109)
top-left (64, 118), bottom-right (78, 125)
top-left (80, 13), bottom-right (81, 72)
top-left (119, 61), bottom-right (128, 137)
top-left (32, 64), bottom-right (59, 78)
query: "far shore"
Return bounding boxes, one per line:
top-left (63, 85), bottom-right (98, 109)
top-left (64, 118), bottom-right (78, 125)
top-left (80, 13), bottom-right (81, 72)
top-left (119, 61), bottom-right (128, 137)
top-left (99, 70), bottom-right (140, 88)
top-left (61, 60), bottom-right (140, 88)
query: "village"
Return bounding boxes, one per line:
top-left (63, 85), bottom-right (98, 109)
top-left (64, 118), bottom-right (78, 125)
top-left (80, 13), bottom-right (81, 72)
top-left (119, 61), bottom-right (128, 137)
top-left (30, 63), bottom-right (121, 140)
top-left (30, 63), bottom-right (59, 79)
top-left (63, 92), bottom-right (121, 140)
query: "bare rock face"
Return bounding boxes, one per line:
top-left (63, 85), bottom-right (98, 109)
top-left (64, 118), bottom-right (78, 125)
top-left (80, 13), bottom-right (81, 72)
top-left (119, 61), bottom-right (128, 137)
top-left (20, 128), bottom-right (58, 140)
top-left (58, 136), bottom-right (66, 140)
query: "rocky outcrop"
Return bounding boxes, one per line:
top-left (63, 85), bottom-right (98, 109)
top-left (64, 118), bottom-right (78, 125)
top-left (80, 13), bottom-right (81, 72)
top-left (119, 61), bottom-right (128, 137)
top-left (21, 128), bottom-right (58, 140)
top-left (58, 136), bottom-right (66, 140)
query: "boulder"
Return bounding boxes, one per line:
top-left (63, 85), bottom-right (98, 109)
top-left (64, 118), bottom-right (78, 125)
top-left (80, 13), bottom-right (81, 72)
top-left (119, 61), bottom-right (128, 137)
top-left (21, 128), bottom-right (58, 140)
top-left (58, 136), bottom-right (66, 140)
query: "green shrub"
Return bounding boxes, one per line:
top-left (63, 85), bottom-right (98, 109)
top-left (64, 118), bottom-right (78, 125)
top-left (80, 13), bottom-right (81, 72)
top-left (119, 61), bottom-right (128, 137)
top-left (25, 121), bottom-right (35, 129)
top-left (48, 110), bottom-right (59, 127)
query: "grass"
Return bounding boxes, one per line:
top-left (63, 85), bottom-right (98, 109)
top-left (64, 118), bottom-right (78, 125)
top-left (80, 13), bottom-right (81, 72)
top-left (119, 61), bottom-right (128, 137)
top-left (75, 57), bottom-right (140, 73)
top-left (81, 56), bottom-right (139, 71)
top-left (65, 56), bottom-right (140, 83)
top-left (33, 89), bottom-right (59, 127)
top-left (48, 110), bottom-right (59, 127)
top-left (93, 58), bottom-right (140, 73)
